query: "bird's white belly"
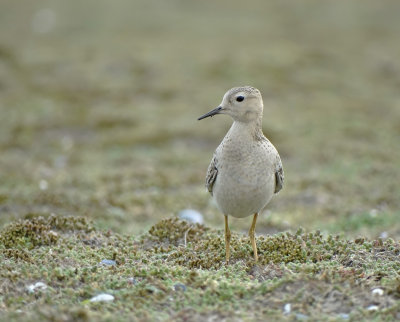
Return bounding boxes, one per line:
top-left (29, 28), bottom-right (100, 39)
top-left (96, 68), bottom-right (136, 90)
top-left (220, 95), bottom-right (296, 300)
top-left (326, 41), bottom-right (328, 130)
top-left (212, 168), bottom-right (275, 218)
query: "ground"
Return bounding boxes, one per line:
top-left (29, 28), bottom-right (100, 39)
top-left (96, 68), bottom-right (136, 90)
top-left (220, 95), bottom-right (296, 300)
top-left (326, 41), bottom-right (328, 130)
top-left (1, 216), bottom-right (399, 320)
top-left (0, 0), bottom-right (400, 321)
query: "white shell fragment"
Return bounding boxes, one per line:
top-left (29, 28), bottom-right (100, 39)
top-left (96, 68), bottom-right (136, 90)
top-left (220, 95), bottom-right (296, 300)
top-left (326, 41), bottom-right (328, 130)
top-left (283, 303), bottom-right (291, 315)
top-left (27, 282), bottom-right (48, 293)
top-left (89, 293), bottom-right (115, 302)
top-left (367, 305), bottom-right (379, 311)
top-left (371, 288), bottom-right (384, 296)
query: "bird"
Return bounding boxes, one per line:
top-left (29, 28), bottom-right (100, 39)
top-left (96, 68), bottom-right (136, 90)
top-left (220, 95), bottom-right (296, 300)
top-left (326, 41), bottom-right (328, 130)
top-left (198, 86), bottom-right (284, 264)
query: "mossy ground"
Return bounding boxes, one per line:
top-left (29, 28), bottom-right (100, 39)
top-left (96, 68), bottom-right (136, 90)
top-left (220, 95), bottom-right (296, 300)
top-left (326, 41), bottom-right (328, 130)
top-left (1, 0), bottom-right (400, 320)
top-left (1, 215), bottom-right (400, 321)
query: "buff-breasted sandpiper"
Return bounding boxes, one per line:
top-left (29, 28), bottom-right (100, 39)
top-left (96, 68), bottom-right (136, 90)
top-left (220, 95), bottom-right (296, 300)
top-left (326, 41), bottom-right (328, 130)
top-left (198, 86), bottom-right (284, 264)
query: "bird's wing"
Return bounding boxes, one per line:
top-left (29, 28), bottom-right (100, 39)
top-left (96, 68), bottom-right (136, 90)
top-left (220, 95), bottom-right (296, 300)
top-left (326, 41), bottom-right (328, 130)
top-left (274, 156), bottom-right (284, 194)
top-left (205, 154), bottom-right (218, 195)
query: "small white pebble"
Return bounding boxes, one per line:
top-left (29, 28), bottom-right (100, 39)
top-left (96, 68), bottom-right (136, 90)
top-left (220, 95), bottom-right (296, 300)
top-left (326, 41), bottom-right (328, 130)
top-left (379, 231), bottom-right (388, 239)
top-left (178, 209), bottom-right (204, 224)
top-left (127, 277), bottom-right (137, 285)
top-left (372, 288), bottom-right (384, 296)
top-left (39, 179), bottom-right (48, 190)
top-left (283, 303), bottom-right (291, 315)
top-left (89, 293), bottom-right (114, 302)
top-left (99, 259), bottom-right (116, 266)
top-left (48, 230), bottom-right (58, 238)
top-left (367, 305), bottom-right (379, 311)
top-left (27, 282), bottom-right (47, 293)
top-left (369, 209), bottom-right (378, 217)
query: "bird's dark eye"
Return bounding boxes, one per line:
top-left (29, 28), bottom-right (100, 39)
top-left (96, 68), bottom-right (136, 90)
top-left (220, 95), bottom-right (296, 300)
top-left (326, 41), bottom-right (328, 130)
top-left (236, 96), bottom-right (244, 102)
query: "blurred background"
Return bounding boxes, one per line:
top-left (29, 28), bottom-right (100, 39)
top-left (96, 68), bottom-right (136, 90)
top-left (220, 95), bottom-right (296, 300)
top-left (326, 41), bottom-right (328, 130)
top-left (0, 0), bottom-right (399, 239)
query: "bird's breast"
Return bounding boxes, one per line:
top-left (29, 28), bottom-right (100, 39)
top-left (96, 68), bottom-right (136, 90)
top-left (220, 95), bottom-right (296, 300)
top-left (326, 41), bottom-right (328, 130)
top-left (212, 141), bottom-right (276, 218)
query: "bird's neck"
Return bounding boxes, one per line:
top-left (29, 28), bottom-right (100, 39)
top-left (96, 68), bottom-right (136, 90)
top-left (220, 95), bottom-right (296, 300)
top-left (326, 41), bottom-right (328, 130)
top-left (229, 116), bottom-right (264, 141)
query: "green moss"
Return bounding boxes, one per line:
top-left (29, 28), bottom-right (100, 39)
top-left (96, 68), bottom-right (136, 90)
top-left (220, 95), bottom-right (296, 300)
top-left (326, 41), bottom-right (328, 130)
top-left (0, 214), bottom-right (94, 249)
top-left (1, 248), bottom-right (33, 262)
top-left (257, 233), bottom-right (307, 265)
top-left (142, 217), bottom-right (400, 279)
top-left (0, 216), bottom-right (59, 249)
top-left (158, 230), bottom-right (307, 270)
top-left (0, 215), bottom-right (400, 321)
top-left (147, 217), bottom-right (209, 245)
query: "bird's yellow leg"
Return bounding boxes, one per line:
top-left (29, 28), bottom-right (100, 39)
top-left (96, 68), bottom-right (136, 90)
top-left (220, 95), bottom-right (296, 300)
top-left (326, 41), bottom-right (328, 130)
top-left (249, 213), bottom-right (258, 262)
top-left (224, 215), bottom-right (231, 264)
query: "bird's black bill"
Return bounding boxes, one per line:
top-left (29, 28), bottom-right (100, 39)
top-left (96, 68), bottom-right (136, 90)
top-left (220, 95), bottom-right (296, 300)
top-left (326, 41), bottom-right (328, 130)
top-left (197, 106), bottom-right (222, 120)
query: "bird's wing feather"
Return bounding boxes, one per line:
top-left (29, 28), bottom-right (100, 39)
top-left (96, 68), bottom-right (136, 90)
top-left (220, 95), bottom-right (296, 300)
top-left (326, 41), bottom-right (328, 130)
top-left (274, 156), bottom-right (284, 194)
top-left (206, 154), bottom-right (218, 195)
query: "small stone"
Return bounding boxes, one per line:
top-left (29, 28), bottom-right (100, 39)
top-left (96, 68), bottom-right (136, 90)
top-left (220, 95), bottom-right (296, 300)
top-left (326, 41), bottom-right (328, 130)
top-left (39, 180), bottom-right (48, 190)
top-left (369, 209), bottom-right (378, 217)
top-left (207, 279), bottom-right (219, 291)
top-left (178, 209), bottom-right (204, 224)
top-left (173, 283), bottom-right (187, 292)
top-left (48, 230), bottom-right (58, 238)
top-left (295, 313), bottom-right (309, 320)
top-left (27, 282), bottom-right (47, 293)
top-left (89, 293), bottom-right (114, 302)
top-left (379, 231), bottom-right (388, 239)
top-left (283, 303), bottom-right (291, 315)
top-left (367, 305), bottom-right (379, 311)
top-left (371, 288), bottom-right (384, 296)
top-left (100, 259), bottom-right (116, 266)
top-left (128, 277), bottom-right (137, 285)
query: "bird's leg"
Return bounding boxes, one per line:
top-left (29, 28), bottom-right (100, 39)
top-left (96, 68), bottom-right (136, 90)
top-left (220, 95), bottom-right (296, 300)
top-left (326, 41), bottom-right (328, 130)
top-left (249, 213), bottom-right (258, 262)
top-left (224, 215), bottom-right (231, 264)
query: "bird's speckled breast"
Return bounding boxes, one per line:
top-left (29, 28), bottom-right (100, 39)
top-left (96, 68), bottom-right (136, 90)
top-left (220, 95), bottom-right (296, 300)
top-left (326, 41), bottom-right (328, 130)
top-left (212, 125), bottom-right (278, 218)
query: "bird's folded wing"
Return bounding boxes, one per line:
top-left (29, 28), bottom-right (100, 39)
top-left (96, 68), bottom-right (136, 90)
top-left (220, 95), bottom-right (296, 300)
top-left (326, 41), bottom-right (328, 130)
top-left (274, 158), bottom-right (284, 194)
top-left (206, 154), bottom-right (218, 195)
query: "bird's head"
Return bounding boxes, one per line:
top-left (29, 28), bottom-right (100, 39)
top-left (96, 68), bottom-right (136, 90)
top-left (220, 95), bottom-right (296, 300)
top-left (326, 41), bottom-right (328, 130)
top-left (198, 86), bottom-right (263, 123)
